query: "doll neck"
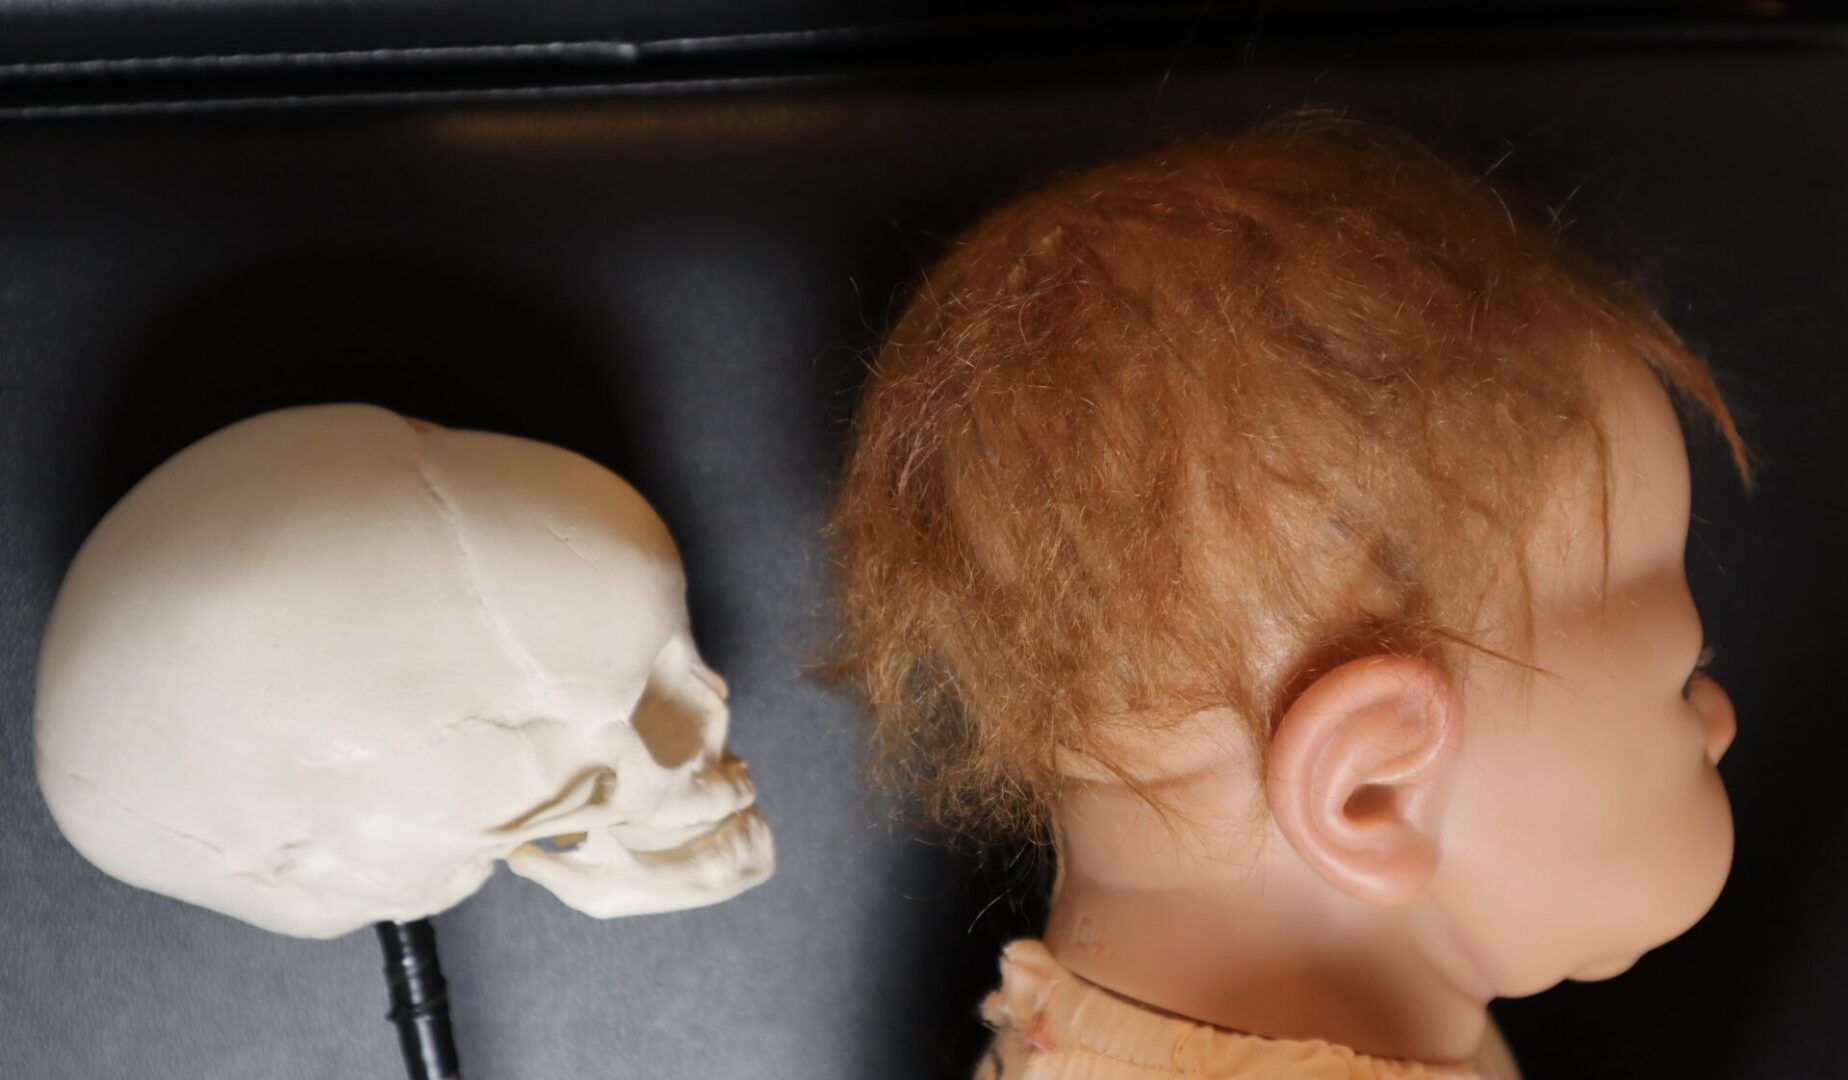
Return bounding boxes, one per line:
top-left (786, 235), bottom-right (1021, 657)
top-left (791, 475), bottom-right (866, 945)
top-left (1042, 810), bottom-right (1493, 1066)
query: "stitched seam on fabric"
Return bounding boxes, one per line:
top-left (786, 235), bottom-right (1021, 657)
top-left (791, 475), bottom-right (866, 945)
top-left (0, 38), bottom-right (644, 78)
top-left (0, 26), bottom-right (874, 78)
top-left (3, 19), bottom-right (1841, 78)
top-left (0, 74), bottom-right (809, 120)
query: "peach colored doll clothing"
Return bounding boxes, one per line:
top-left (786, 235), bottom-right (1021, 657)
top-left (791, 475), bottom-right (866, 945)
top-left (976, 942), bottom-right (1519, 1080)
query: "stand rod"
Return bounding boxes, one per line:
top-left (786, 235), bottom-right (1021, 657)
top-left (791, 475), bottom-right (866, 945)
top-left (375, 918), bottom-right (462, 1080)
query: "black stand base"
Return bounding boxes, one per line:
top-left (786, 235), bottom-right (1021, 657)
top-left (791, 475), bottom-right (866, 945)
top-left (376, 919), bottom-right (462, 1080)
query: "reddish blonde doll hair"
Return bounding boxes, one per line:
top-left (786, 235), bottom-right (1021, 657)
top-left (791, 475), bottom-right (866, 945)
top-left (828, 118), bottom-right (1749, 843)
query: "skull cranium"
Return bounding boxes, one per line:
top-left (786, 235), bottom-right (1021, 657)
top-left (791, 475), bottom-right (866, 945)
top-left (34, 405), bottom-right (773, 938)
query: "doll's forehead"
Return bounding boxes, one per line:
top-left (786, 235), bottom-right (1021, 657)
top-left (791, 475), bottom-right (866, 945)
top-left (1531, 355), bottom-right (1692, 589)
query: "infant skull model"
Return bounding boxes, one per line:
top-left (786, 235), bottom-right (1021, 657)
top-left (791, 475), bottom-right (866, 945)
top-left (35, 405), bottom-right (772, 939)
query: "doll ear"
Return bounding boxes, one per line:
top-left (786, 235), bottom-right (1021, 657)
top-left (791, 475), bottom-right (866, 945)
top-left (1265, 655), bottom-right (1462, 907)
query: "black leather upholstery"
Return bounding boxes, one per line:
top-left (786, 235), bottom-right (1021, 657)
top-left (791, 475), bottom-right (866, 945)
top-left (0, 1), bottom-right (1789, 69)
top-left (1, 8), bottom-right (1843, 1079)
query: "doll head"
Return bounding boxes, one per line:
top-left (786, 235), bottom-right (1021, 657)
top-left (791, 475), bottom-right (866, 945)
top-left (828, 119), bottom-right (1750, 996)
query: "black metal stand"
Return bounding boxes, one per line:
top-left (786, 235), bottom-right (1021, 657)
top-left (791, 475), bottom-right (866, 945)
top-left (376, 919), bottom-right (462, 1080)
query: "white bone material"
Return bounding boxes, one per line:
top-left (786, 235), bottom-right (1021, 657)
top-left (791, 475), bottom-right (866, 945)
top-left (34, 405), bottom-right (773, 938)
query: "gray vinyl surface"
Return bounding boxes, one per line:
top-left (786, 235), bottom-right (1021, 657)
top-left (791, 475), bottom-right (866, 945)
top-left (2, 44), bottom-right (1844, 1080)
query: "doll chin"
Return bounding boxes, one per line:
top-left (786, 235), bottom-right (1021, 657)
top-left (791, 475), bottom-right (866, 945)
top-left (1566, 954), bottom-right (1642, 982)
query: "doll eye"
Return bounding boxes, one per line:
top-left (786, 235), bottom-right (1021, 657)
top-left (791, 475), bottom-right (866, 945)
top-left (1682, 642), bottom-right (1718, 701)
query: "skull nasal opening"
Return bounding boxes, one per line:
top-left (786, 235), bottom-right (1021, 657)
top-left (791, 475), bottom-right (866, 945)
top-left (632, 680), bottom-right (708, 769)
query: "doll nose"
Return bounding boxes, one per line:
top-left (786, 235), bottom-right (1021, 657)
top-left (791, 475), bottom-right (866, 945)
top-left (1689, 674), bottom-right (1737, 765)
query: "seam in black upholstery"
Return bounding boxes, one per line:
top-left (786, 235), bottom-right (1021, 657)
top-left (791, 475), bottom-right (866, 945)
top-left (2, 18), bottom-right (1843, 85)
top-left (0, 74), bottom-right (818, 120)
top-left (0, 39), bottom-right (644, 78)
top-left (0, 26), bottom-right (897, 79)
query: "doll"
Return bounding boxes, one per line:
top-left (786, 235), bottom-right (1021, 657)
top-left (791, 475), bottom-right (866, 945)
top-left (828, 118), bottom-right (1750, 1078)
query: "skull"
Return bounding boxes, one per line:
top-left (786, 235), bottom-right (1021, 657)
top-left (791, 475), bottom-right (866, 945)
top-left (34, 405), bottom-right (773, 939)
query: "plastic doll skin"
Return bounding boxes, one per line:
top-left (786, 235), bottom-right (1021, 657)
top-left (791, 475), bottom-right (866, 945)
top-left (828, 126), bottom-right (1752, 1077)
top-left (1042, 353), bottom-right (1737, 1065)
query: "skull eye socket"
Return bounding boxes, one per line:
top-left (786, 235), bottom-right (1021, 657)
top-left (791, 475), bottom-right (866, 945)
top-left (631, 680), bottom-right (709, 769)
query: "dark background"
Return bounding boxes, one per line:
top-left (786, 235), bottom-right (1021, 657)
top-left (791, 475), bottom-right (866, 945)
top-left (0, 3), bottom-right (1842, 1078)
